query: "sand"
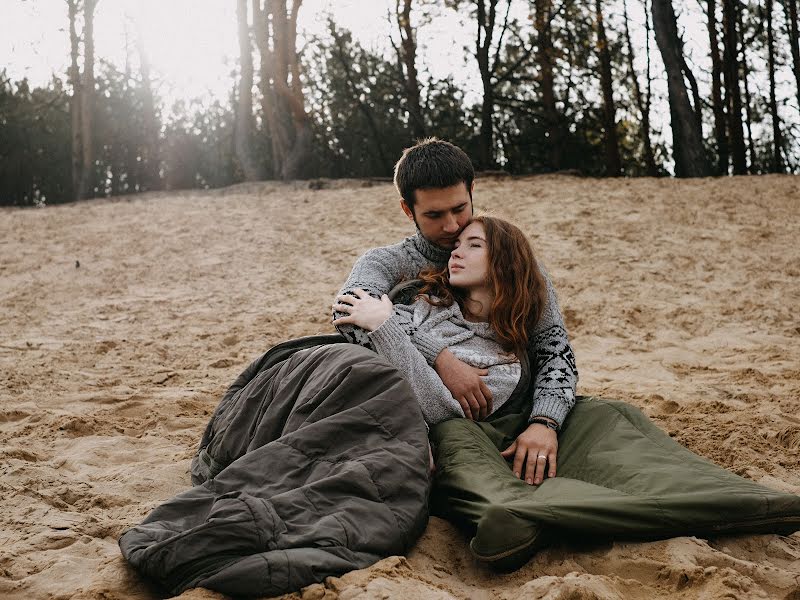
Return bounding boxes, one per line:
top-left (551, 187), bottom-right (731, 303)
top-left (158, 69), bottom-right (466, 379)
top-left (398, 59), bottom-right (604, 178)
top-left (1, 175), bottom-right (799, 600)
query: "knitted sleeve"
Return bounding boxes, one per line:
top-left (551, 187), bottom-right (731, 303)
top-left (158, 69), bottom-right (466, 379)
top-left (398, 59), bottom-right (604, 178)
top-left (527, 265), bottom-right (578, 427)
top-left (368, 310), bottom-right (465, 425)
top-left (333, 245), bottom-right (449, 363)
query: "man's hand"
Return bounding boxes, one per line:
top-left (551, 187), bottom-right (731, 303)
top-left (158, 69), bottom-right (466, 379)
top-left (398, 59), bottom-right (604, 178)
top-left (434, 349), bottom-right (493, 420)
top-left (332, 289), bottom-right (393, 332)
top-left (500, 421), bottom-right (558, 485)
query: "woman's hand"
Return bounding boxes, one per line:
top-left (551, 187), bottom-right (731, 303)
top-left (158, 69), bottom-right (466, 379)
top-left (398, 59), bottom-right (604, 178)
top-left (332, 288), bottom-right (394, 332)
top-left (500, 421), bottom-right (558, 485)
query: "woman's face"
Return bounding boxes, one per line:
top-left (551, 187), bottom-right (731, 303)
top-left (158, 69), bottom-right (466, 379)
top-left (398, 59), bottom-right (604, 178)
top-left (448, 221), bottom-right (489, 291)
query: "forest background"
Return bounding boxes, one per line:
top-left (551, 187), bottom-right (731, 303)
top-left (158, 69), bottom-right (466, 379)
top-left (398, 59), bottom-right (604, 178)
top-left (2, 0), bottom-right (799, 207)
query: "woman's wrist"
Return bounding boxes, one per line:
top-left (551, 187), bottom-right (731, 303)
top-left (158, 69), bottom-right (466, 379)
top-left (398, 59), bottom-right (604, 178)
top-left (366, 314), bottom-right (391, 332)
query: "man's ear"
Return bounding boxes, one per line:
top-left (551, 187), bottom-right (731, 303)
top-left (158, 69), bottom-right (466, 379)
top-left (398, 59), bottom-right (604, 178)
top-left (468, 181), bottom-right (476, 215)
top-left (400, 199), bottom-right (414, 221)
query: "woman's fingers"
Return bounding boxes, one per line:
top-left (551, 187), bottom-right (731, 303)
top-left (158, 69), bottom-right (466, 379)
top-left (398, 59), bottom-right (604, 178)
top-left (332, 302), bottom-right (353, 313)
top-left (335, 289), bottom-right (379, 310)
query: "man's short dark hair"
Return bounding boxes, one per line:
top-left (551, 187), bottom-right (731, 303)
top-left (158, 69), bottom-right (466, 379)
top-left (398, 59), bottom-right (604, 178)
top-left (393, 138), bottom-right (474, 211)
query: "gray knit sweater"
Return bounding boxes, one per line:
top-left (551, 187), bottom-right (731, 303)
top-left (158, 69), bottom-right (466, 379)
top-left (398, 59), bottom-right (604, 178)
top-left (369, 299), bottom-right (522, 425)
top-left (334, 231), bottom-right (577, 426)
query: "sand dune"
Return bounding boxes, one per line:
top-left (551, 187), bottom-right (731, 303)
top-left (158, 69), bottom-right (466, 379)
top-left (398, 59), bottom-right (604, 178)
top-left (1, 175), bottom-right (799, 599)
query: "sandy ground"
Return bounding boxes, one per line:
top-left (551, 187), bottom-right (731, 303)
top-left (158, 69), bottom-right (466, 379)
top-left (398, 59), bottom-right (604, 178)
top-left (1, 175), bottom-right (799, 600)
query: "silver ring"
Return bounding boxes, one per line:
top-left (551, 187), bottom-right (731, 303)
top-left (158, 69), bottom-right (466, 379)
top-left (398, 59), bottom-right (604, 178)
top-left (537, 455), bottom-right (547, 461)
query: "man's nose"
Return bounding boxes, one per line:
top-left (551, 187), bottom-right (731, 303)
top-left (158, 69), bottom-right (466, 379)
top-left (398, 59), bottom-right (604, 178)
top-left (442, 213), bottom-right (459, 232)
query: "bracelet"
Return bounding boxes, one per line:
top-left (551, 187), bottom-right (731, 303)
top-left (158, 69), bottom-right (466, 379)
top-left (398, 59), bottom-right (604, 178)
top-left (530, 417), bottom-right (559, 432)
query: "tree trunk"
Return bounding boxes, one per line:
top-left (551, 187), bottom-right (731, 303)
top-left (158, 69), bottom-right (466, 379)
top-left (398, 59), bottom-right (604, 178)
top-left (737, 1), bottom-right (755, 169)
top-left (67, 0), bottom-right (82, 201)
top-left (235, 0), bottom-right (261, 181)
top-left (562, 12), bottom-right (577, 117)
top-left (679, 50), bottom-right (703, 135)
top-left (786, 0), bottom-right (800, 115)
top-left (651, 0), bottom-right (710, 177)
top-left (396, 0), bottom-right (425, 139)
top-left (766, 0), bottom-right (784, 172)
top-left (475, 0), bottom-right (498, 169)
top-left (534, 0), bottom-right (564, 171)
top-left (595, 0), bottom-right (621, 176)
top-left (622, 0), bottom-right (657, 175)
top-left (707, 0), bottom-right (728, 174)
top-left (253, 0), bottom-right (285, 178)
top-left (722, 0), bottom-right (747, 174)
top-left (135, 18), bottom-right (161, 190)
top-left (279, 0), bottom-right (311, 180)
top-left (253, 0), bottom-right (310, 181)
top-left (79, 0), bottom-right (97, 199)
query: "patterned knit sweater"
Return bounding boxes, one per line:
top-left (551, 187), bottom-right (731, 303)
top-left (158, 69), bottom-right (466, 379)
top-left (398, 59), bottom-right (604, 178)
top-left (369, 299), bottom-right (522, 425)
top-left (334, 231), bottom-right (578, 426)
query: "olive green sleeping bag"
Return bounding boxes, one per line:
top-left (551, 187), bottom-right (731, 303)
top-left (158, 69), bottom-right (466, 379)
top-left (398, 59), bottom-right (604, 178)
top-left (429, 396), bottom-right (800, 570)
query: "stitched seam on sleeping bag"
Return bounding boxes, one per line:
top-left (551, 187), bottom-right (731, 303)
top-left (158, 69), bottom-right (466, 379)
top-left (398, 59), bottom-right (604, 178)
top-left (278, 346), bottom-right (323, 385)
top-left (358, 403), bottom-right (423, 465)
top-left (270, 401), bottom-right (420, 470)
top-left (288, 401), bottom-right (413, 544)
top-left (594, 398), bottom-right (755, 489)
top-left (270, 438), bottom-right (338, 465)
top-left (267, 438), bottom-right (396, 546)
top-left (266, 407), bottom-right (417, 548)
top-left (257, 552), bottom-right (272, 591)
top-left (128, 512), bottom-right (255, 558)
top-left (356, 404), bottom-right (414, 544)
top-left (237, 494), bottom-right (268, 550)
top-left (331, 512), bottom-right (352, 548)
top-left (249, 437), bottom-right (360, 550)
top-left (552, 477), bottom-right (672, 527)
top-left (281, 344), bottom-right (354, 388)
top-left (260, 499), bottom-right (285, 550)
top-left (299, 485), bottom-right (351, 548)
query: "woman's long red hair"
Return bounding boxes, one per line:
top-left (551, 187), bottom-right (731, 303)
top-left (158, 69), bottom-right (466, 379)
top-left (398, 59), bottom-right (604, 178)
top-left (418, 216), bottom-right (547, 356)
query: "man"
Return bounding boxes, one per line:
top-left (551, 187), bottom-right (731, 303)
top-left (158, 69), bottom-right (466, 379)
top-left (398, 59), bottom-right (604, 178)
top-left (333, 138), bottom-right (577, 487)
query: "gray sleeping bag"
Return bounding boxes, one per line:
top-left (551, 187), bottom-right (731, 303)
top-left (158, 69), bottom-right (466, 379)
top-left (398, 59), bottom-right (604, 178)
top-left (119, 338), bottom-right (431, 597)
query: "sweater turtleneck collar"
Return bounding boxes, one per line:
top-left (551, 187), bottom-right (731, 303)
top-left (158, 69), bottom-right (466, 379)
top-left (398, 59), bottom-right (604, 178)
top-left (412, 230), bottom-right (452, 265)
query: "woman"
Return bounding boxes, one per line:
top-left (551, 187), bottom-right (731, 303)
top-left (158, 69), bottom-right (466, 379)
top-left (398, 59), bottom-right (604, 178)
top-left (333, 215), bottom-right (558, 486)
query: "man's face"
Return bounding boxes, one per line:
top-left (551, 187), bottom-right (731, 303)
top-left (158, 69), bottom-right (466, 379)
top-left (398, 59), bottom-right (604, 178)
top-left (401, 182), bottom-right (474, 249)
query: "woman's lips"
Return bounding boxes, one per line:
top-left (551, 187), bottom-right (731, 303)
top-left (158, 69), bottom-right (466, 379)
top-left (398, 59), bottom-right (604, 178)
top-left (449, 263), bottom-right (464, 271)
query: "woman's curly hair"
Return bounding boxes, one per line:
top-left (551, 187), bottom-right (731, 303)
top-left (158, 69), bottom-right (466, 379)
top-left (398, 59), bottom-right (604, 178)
top-left (417, 215), bottom-right (547, 356)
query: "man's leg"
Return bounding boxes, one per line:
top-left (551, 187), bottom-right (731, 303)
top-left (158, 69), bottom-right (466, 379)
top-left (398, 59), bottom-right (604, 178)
top-left (428, 418), bottom-right (548, 571)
